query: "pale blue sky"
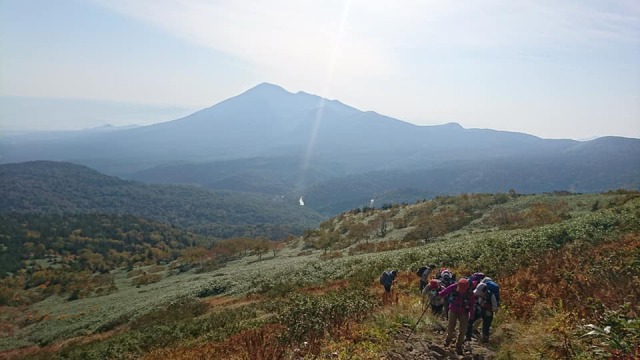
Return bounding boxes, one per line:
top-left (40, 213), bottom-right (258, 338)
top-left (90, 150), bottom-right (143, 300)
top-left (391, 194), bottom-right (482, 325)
top-left (1, 0), bottom-right (639, 139)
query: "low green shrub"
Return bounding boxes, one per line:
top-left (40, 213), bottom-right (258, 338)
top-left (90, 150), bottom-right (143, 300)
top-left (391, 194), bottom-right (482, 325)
top-left (277, 286), bottom-right (375, 353)
top-left (580, 303), bottom-right (640, 359)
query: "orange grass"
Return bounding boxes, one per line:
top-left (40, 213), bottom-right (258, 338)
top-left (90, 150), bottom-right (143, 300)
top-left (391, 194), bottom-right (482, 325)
top-left (501, 232), bottom-right (640, 320)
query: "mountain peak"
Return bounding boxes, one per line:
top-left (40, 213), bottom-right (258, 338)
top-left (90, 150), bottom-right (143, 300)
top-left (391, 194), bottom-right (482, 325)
top-left (247, 82), bottom-right (289, 94)
top-left (443, 122), bottom-right (463, 129)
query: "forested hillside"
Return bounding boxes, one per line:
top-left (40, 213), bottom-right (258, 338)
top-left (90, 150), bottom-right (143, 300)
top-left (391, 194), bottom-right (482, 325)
top-left (0, 212), bottom-right (291, 310)
top-left (1, 191), bottom-right (638, 359)
top-left (0, 213), bottom-right (202, 277)
top-left (0, 161), bottom-right (325, 238)
top-left (290, 141), bottom-right (640, 214)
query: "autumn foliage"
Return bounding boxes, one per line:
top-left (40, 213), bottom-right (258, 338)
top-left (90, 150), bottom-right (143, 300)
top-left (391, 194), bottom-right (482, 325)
top-left (501, 233), bottom-right (640, 320)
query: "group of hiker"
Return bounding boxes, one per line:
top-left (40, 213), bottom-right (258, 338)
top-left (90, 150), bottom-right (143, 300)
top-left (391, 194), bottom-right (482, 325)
top-left (380, 265), bottom-right (500, 356)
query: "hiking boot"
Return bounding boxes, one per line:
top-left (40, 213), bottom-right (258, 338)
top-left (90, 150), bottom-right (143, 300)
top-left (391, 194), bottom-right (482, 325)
top-left (456, 346), bottom-right (464, 355)
top-left (444, 339), bottom-right (451, 347)
top-left (481, 335), bottom-right (489, 343)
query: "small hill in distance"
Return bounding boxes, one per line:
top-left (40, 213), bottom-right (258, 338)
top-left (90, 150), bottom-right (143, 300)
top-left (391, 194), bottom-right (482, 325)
top-left (0, 161), bottom-right (325, 239)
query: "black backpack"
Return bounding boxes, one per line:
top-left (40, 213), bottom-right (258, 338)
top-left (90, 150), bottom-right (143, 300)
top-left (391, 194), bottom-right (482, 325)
top-left (416, 266), bottom-right (428, 277)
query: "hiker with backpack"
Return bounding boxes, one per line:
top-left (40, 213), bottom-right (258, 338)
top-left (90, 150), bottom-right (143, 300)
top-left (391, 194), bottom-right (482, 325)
top-left (467, 278), bottom-right (500, 343)
top-left (435, 268), bottom-right (456, 319)
top-left (439, 277), bottom-right (475, 355)
top-left (424, 279), bottom-right (446, 316)
top-left (417, 263), bottom-right (437, 291)
top-left (379, 270), bottom-right (398, 305)
top-left (469, 272), bottom-right (485, 286)
top-left (435, 267), bottom-right (456, 287)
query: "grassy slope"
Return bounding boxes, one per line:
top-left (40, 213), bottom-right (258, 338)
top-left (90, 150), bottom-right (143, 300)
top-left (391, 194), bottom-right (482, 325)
top-left (1, 192), bottom-right (638, 359)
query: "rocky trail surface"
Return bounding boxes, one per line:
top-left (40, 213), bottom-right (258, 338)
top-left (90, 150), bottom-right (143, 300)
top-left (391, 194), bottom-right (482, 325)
top-left (384, 322), bottom-right (497, 360)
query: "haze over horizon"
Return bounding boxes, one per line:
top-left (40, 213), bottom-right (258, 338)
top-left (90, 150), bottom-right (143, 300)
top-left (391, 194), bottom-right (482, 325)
top-left (1, 0), bottom-right (639, 140)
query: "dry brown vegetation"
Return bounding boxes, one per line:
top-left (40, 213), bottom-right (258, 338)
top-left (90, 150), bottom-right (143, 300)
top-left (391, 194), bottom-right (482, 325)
top-left (502, 233), bottom-right (640, 320)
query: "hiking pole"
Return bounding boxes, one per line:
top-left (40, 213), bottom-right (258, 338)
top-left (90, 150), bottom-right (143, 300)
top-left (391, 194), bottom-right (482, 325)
top-left (422, 291), bottom-right (431, 311)
top-left (406, 305), bottom-right (429, 341)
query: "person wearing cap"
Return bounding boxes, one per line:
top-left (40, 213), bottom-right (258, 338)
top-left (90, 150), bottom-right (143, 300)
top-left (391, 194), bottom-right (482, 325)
top-left (435, 268), bottom-right (456, 319)
top-left (423, 279), bottom-right (445, 316)
top-left (436, 267), bottom-right (456, 286)
top-left (439, 278), bottom-right (475, 355)
top-left (466, 282), bottom-right (499, 343)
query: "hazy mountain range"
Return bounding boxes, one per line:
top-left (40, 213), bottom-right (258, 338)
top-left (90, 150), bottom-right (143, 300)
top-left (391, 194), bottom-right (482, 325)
top-left (1, 83), bottom-right (639, 215)
top-left (0, 96), bottom-right (195, 132)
